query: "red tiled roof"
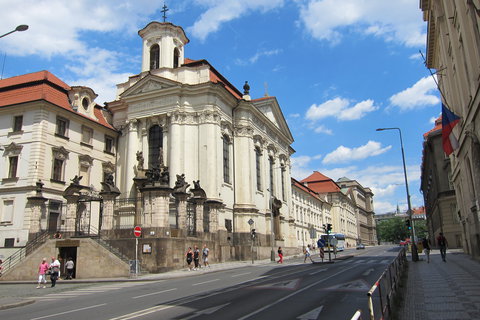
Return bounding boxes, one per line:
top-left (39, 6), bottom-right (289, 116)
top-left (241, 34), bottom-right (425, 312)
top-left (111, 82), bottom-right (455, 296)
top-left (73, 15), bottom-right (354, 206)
top-left (423, 116), bottom-right (442, 138)
top-left (0, 70), bottom-right (70, 91)
top-left (0, 70), bottom-right (115, 131)
top-left (292, 177), bottom-right (322, 200)
top-left (412, 207), bottom-right (425, 215)
top-left (300, 171), bottom-right (341, 193)
top-left (183, 59), bottom-right (243, 99)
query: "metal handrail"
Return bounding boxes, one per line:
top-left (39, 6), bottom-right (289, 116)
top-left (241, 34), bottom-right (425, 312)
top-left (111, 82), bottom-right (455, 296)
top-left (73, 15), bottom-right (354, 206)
top-left (1, 231), bottom-right (50, 276)
top-left (367, 248), bottom-right (407, 320)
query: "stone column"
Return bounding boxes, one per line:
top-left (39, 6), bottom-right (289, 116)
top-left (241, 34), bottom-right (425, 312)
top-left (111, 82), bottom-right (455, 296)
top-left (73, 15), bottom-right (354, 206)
top-left (99, 192), bottom-right (120, 230)
top-left (206, 200), bottom-right (222, 233)
top-left (192, 198), bottom-right (205, 233)
top-left (27, 198), bottom-right (47, 234)
top-left (140, 186), bottom-right (173, 228)
top-left (126, 119), bottom-right (138, 197)
top-left (174, 192), bottom-right (189, 230)
top-left (64, 195), bottom-right (80, 232)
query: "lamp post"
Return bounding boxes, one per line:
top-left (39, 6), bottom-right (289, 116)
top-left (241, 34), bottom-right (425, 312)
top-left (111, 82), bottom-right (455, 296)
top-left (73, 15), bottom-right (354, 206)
top-left (376, 127), bottom-right (419, 261)
top-left (0, 25), bottom-right (29, 39)
top-left (269, 196), bottom-right (276, 261)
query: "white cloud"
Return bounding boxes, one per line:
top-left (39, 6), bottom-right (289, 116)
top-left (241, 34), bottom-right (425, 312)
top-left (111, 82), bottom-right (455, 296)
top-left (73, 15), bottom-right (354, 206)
top-left (299, 0), bottom-right (426, 47)
top-left (389, 76), bottom-right (440, 110)
top-left (0, 0), bottom-right (161, 103)
top-left (188, 0), bottom-right (285, 41)
top-left (235, 49), bottom-right (282, 65)
top-left (322, 141), bottom-right (391, 164)
top-left (314, 125), bottom-right (333, 135)
top-left (306, 97), bottom-right (378, 122)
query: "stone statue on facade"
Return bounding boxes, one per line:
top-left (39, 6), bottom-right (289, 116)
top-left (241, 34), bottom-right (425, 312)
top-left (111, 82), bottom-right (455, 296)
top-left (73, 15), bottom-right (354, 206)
top-left (101, 173), bottom-right (121, 194)
top-left (173, 174), bottom-right (190, 193)
top-left (71, 175), bottom-right (82, 185)
top-left (191, 180), bottom-right (206, 198)
top-left (136, 151), bottom-right (144, 171)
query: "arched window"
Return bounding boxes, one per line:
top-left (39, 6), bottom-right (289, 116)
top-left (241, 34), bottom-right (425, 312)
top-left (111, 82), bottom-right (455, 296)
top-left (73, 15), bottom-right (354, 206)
top-left (255, 147), bottom-right (262, 191)
top-left (173, 48), bottom-right (180, 68)
top-left (150, 44), bottom-right (160, 70)
top-left (148, 125), bottom-right (163, 168)
top-left (223, 135), bottom-right (230, 183)
top-left (281, 164), bottom-right (286, 200)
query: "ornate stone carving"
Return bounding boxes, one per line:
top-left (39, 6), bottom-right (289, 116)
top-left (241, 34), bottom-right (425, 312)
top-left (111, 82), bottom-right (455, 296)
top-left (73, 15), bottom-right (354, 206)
top-left (3, 142), bottom-right (23, 156)
top-left (235, 125), bottom-right (254, 138)
top-left (136, 151), bottom-right (144, 171)
top-left (52, 146), bottom-right (69, 161)
top-left (173, 174), bottom-right (190, 193)
top-left (101, 174), bottom-right (121, 194)
top-left (78, 154), bottom-right (93, 167)
top-left (128, 119), bottom-right (138, 131)
top-left (191, 180), bottom-right (207, 198)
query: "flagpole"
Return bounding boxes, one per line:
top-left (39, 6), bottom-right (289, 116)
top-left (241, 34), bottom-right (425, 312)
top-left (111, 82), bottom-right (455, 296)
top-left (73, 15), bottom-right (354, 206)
top-left (419, 50), bottom-right (453, 111)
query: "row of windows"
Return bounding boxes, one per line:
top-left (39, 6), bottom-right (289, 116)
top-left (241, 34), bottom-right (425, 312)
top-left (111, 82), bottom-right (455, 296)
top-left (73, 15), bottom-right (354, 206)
top-left (222, 136), bottom-right (288, 201)
top-left (55, 116), bottom-right (115, 153)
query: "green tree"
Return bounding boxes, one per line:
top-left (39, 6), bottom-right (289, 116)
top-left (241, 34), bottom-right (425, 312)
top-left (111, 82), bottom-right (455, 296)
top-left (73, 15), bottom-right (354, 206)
top-left (413, 219), bottom-right (428, 239)
top-left (376, 217), bottom-right (409, 243)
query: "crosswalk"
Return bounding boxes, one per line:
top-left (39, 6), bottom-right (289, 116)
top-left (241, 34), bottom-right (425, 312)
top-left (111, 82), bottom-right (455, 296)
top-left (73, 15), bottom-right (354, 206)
top-left (29, 282), bottom-right (151, 301)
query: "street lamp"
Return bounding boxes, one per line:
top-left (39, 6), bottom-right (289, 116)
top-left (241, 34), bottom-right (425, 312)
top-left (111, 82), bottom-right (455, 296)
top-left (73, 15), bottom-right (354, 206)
top-left (376, 127), bottom-right (419, 261)
top-left (0, 25), bottom-right (29, 39)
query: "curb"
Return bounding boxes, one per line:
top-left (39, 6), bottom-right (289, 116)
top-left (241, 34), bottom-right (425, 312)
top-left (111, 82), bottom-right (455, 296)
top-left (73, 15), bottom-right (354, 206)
top-left (0, 299), bottom-right (35, 311)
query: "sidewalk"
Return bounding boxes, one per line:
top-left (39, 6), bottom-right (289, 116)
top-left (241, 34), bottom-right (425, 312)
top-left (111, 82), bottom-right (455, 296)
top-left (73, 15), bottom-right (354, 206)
top-left (400, 249), bottom-right (480, 320)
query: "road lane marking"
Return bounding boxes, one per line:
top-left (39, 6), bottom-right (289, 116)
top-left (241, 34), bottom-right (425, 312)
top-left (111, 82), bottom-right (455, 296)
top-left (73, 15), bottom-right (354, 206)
top-left (132, 288), bottom-right (177, 299)
top-left (30, 303), bottom-right (107, 320)
top-left (309, 269), bottom-right (327, 275)
top-left (232, 272), bottom-right (252, 277)
top-left (108, 305), bottom-right (175, 320)
top-left (192, 279), bottom-right (220, 286)
top-left (297, 306), bottom-right (324, 319)
top-left (237, 264), bottom-right (358, 320)
top-left (180, 303), bottom-right (230, 320)
top-left (362, 268), bottom-right (375, 276)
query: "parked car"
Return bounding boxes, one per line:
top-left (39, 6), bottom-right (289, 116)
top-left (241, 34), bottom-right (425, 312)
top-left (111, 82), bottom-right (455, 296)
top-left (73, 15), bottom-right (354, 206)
top-left (356, 243), bottom-right (365, 250)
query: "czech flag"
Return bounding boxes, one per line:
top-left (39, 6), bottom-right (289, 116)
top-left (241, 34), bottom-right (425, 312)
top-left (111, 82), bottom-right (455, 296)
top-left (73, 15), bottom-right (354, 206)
top-left (442, 104), bottom-right (460, 156)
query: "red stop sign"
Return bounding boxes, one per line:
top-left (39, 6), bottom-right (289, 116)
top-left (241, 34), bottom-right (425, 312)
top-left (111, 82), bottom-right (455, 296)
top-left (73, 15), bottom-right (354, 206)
top-left (133, 226), bottom-right (142, 237)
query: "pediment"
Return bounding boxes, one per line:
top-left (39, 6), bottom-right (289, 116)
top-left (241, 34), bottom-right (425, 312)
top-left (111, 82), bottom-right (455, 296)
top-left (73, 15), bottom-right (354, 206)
top-left (120, 74), bottom-right (181, 98)
top-left (252, 97), bottom-right (293, 142)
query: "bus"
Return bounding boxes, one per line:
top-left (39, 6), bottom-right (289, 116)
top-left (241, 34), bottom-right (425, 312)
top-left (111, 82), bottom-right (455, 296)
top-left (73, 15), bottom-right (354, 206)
top-left (318, 233), bottom-right (346, 252)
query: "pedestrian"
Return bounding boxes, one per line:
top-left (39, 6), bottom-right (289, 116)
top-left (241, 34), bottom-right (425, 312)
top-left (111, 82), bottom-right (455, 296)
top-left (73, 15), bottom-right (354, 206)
top-left (65, 257), bottom-right (74, 280)
top-left (37, 258), bottom-right (49, 289)
top-left (49, 256), bottom-right (61, 287)
top-left (277, 246), bottom-right (283, 264)
top-left (185, 247), bottom-right (193, 271)
top-left (422, 238), bottom-right (431, 263)
top-left (53, 231), bottom-right (62, 239)
top-left (193, 245), bottom-right (200, 270)
top-left (304, 244), bottom-right (314, 263)
top-left (0, 259), bottom-right (3, 277)
top-left (202, 244), bottom-right (210, 268)
top-left (437, 232), bottom-right (448, 262)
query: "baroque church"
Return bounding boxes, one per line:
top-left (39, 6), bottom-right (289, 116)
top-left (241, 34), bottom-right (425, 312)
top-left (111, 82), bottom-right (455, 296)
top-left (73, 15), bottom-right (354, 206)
top-left (0, 18), bottom-right (295, 277)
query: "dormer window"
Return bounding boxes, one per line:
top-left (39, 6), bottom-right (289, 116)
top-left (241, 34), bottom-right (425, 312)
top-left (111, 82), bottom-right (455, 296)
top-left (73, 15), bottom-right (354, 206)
top-left (82, 97), bottom-right (89, 110)
top-left (150, 44), bottom-right (160, 70)
top-left (173, 48), bottom-right (180, 68)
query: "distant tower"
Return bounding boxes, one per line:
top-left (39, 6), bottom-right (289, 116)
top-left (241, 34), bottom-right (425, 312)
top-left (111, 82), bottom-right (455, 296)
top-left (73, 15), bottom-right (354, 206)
top-left (138, 21), bottom-right (190, 72)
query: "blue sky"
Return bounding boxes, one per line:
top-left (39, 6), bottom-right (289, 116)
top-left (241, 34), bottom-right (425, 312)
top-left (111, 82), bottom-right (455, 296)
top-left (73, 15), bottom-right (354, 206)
top-left (0, 0), bottom-right (440, 213)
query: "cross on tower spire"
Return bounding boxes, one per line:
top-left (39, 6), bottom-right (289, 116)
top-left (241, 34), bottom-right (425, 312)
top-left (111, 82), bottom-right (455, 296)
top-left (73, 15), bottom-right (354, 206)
top-left (161, 3), bottom-right (169, 22)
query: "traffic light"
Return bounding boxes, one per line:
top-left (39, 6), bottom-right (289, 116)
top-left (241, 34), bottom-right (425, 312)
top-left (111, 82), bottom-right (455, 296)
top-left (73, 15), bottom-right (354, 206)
top-left (405, 219), bottom-right (412, 230)
top-left (326, 223), bottom-right (332, 234)
top-left (251, 228), bottom-right (256, 239)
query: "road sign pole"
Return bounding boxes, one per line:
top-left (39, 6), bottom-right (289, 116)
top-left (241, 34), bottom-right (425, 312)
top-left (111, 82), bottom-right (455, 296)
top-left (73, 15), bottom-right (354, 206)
top-left (135, 237), bottom-right (138, 276)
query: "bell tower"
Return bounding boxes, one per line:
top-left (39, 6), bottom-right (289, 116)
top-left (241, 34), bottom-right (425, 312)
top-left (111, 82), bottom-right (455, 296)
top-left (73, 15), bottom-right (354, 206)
top-left (138, 20), bottom-right (189, 72)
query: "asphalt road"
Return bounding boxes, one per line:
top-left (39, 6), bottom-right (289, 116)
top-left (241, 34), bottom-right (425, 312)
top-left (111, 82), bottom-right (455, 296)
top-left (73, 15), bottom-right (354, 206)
top-left (0, 245), bottom-right (401, 320)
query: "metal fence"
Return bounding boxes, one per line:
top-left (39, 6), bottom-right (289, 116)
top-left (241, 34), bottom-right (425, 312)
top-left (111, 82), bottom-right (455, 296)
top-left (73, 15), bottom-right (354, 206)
top-left (367, 247), bottom-right (407, 320)
top-left (114, 198), bottom-right (139, 229)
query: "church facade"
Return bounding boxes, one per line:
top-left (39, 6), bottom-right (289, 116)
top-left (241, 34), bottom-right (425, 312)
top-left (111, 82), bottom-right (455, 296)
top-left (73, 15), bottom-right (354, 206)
top-left (0, 20), bottom-right (296, 270)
